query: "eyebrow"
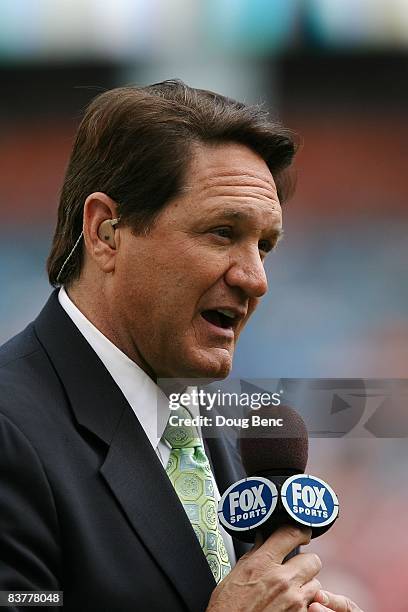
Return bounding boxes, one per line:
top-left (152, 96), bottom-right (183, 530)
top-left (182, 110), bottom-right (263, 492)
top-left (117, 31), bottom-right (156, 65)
top-left (212, 208), bottom-right (284, 241)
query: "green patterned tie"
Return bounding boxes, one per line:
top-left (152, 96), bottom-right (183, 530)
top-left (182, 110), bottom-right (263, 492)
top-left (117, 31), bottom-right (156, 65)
top-left (163, 406), bottom-right (231, 583)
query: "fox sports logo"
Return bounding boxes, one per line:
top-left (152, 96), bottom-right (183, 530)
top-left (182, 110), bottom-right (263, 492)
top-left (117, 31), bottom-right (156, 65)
top-left (281, 474), bottom-right (339, 528)
top-left (218, 477), bottom-right (278, 532)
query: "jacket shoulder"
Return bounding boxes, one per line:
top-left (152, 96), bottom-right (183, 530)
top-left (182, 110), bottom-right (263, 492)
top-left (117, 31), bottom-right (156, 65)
top-left (0, 323), bottom-right (40, 368)
top-left (0, 321), bottom-right (69, 437)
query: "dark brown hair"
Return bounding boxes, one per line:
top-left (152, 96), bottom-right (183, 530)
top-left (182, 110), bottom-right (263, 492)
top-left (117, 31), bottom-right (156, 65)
top-left (47, 79), bottom-right (298, 287)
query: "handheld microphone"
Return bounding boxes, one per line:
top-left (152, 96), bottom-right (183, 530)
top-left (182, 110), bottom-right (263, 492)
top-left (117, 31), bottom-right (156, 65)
top-left (218, 405), bottom-right (339, 544)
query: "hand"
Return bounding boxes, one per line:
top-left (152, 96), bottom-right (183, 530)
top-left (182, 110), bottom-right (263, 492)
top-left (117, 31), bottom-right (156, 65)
top-left (309, 590), bottom-right (364, 612)
top-left (206, 525), bottom-right (322, 611)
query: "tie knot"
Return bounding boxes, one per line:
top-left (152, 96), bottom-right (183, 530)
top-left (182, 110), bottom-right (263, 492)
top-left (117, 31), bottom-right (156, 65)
top-left (163, 405), bottom-right (201, 449)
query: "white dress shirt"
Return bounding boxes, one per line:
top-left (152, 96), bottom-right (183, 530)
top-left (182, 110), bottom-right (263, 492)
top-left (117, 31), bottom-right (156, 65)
top-left (58, 287), bottom-right (236, 567)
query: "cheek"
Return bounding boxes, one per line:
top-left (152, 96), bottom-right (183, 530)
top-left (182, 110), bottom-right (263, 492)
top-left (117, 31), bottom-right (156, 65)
top-left (118, 240), bottom-right (229, 323)
top-left (161, 253), bottom-right (227, 298)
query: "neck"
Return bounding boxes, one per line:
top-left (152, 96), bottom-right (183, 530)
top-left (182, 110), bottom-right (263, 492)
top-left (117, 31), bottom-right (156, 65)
top-left (66, 281), bottom-right (157, 382)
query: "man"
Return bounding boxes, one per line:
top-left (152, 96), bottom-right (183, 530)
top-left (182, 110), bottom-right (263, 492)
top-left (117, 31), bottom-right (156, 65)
top-left (0, 80), bottom-right (361, 611)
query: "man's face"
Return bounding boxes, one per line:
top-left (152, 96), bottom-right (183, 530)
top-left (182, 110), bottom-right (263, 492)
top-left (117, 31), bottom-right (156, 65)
top-left (111, 142), bottom-right (282, 379)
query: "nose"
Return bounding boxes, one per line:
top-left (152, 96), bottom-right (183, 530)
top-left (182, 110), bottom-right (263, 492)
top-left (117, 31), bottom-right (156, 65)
top-left (224, 248), bottom-right (268, 299)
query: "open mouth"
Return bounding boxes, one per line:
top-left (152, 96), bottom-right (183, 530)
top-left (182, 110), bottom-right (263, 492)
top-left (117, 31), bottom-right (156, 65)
top-left (200, 309), bottom-right (236, 330)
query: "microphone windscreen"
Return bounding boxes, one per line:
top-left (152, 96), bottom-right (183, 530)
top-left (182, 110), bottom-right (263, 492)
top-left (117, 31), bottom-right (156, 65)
top-left (239, 404), bottom-right (308, 476)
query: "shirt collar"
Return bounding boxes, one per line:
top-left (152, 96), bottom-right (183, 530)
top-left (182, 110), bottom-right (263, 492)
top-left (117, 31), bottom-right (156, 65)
top-left (58, 286), bottom-right (170, 450)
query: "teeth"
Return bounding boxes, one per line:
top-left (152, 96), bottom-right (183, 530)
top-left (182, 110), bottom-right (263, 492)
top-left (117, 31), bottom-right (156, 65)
top-left (216, 309), bottom-right (236, 319)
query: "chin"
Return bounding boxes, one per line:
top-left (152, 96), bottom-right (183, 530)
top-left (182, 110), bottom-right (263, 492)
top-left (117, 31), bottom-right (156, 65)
top-left (181, 348), bottom-right (233, 380)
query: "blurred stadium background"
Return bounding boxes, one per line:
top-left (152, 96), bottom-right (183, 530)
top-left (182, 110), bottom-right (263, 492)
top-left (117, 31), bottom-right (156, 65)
top-left (1, 1), bottom-right (407, 609)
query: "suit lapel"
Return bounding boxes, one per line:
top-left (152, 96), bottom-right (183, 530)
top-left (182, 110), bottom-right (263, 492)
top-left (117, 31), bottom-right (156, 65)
top-left (34, 292), bottom-right (216, 612)
top-left (100, 406), bottom-right (216, 612)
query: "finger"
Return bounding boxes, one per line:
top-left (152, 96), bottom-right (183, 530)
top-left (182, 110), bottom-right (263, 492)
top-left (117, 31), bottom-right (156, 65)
top-left (308, 604), bottom-right (332, 612)
top-left (254, 525), bottom-right (312, 564)
top-left (299, 577), bottom-right (322, 604)
top-left (238, 531), bottom-right (265, 563)
top-left (314, 590), bottom-right (363, 612)
top-left (284, 552), bottom-right (322, 586)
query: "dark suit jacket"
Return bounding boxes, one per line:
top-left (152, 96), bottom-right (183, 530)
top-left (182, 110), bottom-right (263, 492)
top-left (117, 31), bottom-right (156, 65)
top-left (0, 292), bottom-right (249, 612)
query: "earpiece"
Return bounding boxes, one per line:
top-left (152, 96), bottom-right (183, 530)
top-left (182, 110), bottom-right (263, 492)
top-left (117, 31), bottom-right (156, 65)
top-left (56, 217), bottom-right (120, 284)
top-left (98, 218), bottom-right (119, 248)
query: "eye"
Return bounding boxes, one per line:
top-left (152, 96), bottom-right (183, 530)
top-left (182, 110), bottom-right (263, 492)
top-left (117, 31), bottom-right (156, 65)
top-left (211, 227), bottom-right (233, 239)
top-left (258, 239), bottom-right (273, 254)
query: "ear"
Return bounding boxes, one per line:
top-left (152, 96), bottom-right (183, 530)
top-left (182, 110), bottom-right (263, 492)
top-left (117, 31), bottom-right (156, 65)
top-left (83, 192), bottom-right (120, 274)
